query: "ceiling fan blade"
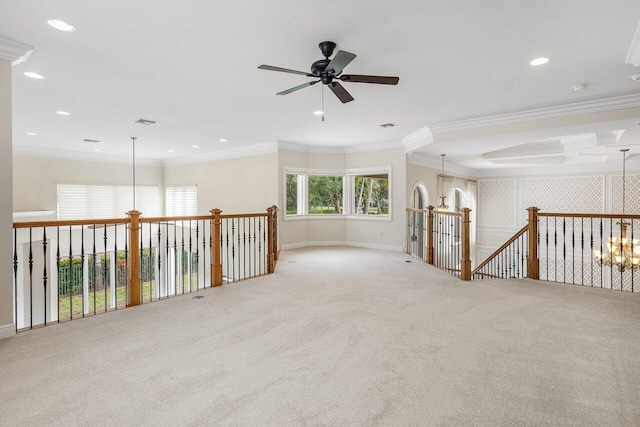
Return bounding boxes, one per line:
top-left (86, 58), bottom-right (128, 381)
top-left (276, 80), bottom-right (320, 95)
top-left (340, 75), bottom-right (399, 85)
top-left (329, 82), bottom-right (354, 103)
top-left (258, 65), bottom-right (314, 77)
top-left (326, 50), bottom-right (356, 75)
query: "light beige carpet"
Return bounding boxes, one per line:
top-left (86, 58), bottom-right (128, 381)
top-left (1, 246), bottom-right (639, 426)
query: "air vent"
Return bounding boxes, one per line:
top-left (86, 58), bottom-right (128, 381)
top-left (83, 139), bottom-right (100, 143)
top-left (379, 123), bottom-right (396, 128)
top-left (133, 119), bottom-right (158, 126)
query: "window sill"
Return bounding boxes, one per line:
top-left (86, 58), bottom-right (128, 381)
top-left (284, 214), bottom-right (391, 222)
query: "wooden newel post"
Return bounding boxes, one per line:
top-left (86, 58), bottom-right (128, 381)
top-left (127, 210), bottom-right (142, 306)
top-left (267, 206), bottom-right (275, 274)
top-left (526, 206), bottom-right (540, 280)
top-left (271, 205), bottom-right (279, 261)
top-left (427, 205), bottom-right (435, 265)
top-left (461, 208), bottom-right (472, 281)
top-left (211, 208), bottom-right (223, 287)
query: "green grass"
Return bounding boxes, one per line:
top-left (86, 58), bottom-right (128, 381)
top-left (57, 273), bottom-right (201, 320)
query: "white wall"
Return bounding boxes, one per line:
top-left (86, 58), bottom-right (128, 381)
top-left (475, 170), bottom-right (640, 262)
top-left (163, 152), bottom-right (278, 215)
top-left (278, 147), bottom-right (406, 252)
top-left (0, 60), bottom-right (13, 337)
top-left (346, 147), bottom-right (406, 250)
top-left (13, 156), bottom-right (164, 216)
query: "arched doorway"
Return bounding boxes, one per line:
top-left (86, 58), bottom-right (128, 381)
top-left (409, 183), bottom-right (428, 259)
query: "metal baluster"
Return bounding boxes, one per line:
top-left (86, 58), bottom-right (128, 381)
top-left (571, 217), bottom-right (575, 284)
top-left (599, 218), bottom-right (603, 288)
top-left (114, 223), bottom-right (119, 309)
top-left (13, 229), bottom-right (18, 330)
top-left (103, 224), bottom-right (108, 311)
top-left (157, 223), bottom-right (162, 299)
top-left (181, 220), bottom-right (185, 294)
top-left (56, 227), bottom-right (60, 322)
top-left (92, 225), bottom-right (97, 315)
top-left (28, 229), bottom-right (33, 329)
top-left (609, 218), bottom-right (613, 289)
top-left (43, 228), bottom-right (48, 325)
top-left (173, 221), bottom-right (178, 295)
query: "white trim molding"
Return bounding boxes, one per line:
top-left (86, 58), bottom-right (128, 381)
top-left (401, 126), bottom-right (434, 152)
top-left (281, 241), bottom-right (402, 252)
top-left (163, 142), bottom-right (278, 166)
top-left (626, 19), bottom-right (640, 66)
top-left (0, 37), bottom-right (34, 65)
top-left (0, 323), bottom-right (16, 340)
top-left (13, 145), bottom-right (163, 167)
top-left (429, 94), bottom-right (640, 134)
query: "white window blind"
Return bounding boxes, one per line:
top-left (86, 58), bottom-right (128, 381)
top-left (165, 186), bottom-right (198, 216)
top-left (56, 184), bottom-right (161, 220)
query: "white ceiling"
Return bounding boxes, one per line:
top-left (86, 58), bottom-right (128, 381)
top-left (1, 0), bottom-right (640, 171)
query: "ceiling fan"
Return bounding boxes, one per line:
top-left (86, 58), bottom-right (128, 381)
top-left (258, 41), bottom-right (399, 104)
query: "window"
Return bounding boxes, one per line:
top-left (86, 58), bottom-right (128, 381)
top-left (284, 166), bottom-right (390, 219)
top-left (57, 184), bottom-right (161, 220)
top-left (285, 174), bottom-right (302, 215)
top-left (166, 186), bottom-right (198, 216)
top-left (308, 175), bottom-right (344, 214)
top-left (352, 173), bottom-right (389, 215)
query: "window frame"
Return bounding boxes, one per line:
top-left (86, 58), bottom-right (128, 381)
top-left (283, 166), bottom-right (391, 221)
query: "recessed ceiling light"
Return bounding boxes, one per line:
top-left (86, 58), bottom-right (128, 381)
top-left (56, 111), bottom-right (70, 115)
top-left (47, 19), bottom-right (76, 32)
top-left (168, 150), bottom-right (174, 153)
top-left (313, 111), bottom-right (324, 115)
top-left (572, 84), bottom-right (586, 91)
top-left (24, 72), bottom-right (44, 79)
top-left (26, 132), bottom-right (36, 136)
top-left (191, 145), bottom-right (199, 148)
top-left (219, 139), bottom-right (227, 142)
top-left (530, 57), bottom-right (549, 66)
top-left (94, 149), bottom-right (100, 152)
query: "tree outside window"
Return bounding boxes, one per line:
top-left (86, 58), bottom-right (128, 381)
top-left (353, 174), bottom-right (389, 215)
top-left (286, 174), bottom-right (299, 215)
top-left (308, 176), bottom-right (343, 214)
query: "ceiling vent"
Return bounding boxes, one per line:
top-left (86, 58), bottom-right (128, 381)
top-left (133, 119), bottom-right (158, 126)
top-left (379, 123), bottom-right (396, 128)
top-left (83, 139), bottom-right (100, 143)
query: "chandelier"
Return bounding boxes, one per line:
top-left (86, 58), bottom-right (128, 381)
top-left (594, 148), bottom-right (640, 271)
top-left (437, 154), bottom-right (449, 211)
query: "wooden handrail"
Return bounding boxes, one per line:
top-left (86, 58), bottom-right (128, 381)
top-left (14, 218), bottom-right (131, 228)
top-left (471, 224), bottom-right (528, 276)
top-left (537, 212), bottom-right (640, 219)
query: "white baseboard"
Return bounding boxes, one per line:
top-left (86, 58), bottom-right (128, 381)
top-left (281, 241), bottom-right (402, 253)
top-left (0, 323), bottom-right (16, 340)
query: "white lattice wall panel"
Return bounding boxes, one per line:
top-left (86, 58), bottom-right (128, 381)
top-left (611, 174), bottom-right (640, 214)
top-left (519, 176), bottom-right (604, 223)
top-left (539, 257), bottom-right (639, 292)
top-left (478, 179), bottom-right (516, 227)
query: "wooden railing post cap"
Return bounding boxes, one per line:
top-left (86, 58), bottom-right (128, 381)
top-left (527, 207), bottom-right (539, 213)
top-left (210, 208), bottom-right (222, 215)
top-left (126, 210), bottom-right (141, 218)
top-left (267, 206), bottom-right (274, 213)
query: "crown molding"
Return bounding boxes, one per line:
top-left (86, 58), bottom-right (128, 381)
top-left (162, 142), bottom-right (278, 166)
top-left (474, 157), bottom-right (640, 178)
top-left (13, 145), bottom-right (162, 166)
top-left (401, 126), bottom-right (433, 152)
top-left (0, 37), bottom-right (34, 65)
top-left (626, 19), bottom-right (640, 66)
top-left (429, 94), bottom-right (640, 134)
top-left (277, 141), bottom-right (345, 154)
top-left (343, 140), bottom-right (403, 153)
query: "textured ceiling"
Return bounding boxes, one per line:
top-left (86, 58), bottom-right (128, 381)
top-left (1, 0), bottom-right (640, 167)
